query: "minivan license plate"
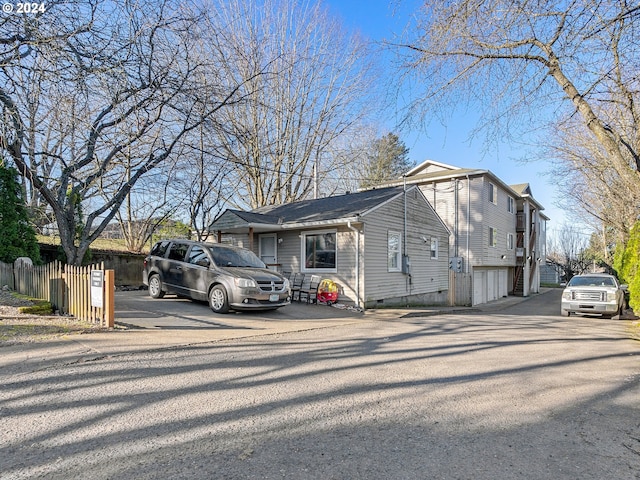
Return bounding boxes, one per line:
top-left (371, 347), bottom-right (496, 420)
top-left (269, 294), bottom-right (279, 302)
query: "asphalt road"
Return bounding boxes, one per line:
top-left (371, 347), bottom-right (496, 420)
top-left (2, 289), bottom-right (639, 479)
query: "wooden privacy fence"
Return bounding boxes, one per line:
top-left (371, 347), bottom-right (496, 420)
top-left (0, 261), bottom-right (14, 290)
top-left (448, 270), bottom-right (472, 306)
top-left (1, 260), bottom-right (114, 327)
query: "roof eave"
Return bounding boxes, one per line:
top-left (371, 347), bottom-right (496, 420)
top-left (280, 216), bottom-right (362, 229)
top-left (211, 222), bottom-right (282, 234)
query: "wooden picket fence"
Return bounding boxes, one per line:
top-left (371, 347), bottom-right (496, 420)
top-left (1, 260), bottom-right (114, 327)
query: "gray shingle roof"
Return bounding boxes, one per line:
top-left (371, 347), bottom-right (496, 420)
top-left (252, 186), bottom-right (404, 223)
top-left (209, 186), bottom-right (406, 232)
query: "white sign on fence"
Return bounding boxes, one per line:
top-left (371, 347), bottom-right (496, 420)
top-left (90, 270), bottom-right (104, 308)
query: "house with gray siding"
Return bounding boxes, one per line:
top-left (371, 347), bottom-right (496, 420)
top-left (377, 160), bottom-right (548, 306)
top-left (207, 186), bottom-right (450, 309)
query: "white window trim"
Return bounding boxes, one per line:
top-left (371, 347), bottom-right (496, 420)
top-left (507, 232), bottom-right (514, 250)
top-left (430, 237), bottom-right (438, 260)
top-left (489, 182), bottom-right (497, 205)
top-left (508, 196), bottom-right (514, 214)
top-left (301, 229), bottom-right (337, 273)
top-left (489, 227), bottom-right (497, 247)
top-left (388, 231), bottom-right (402, 272)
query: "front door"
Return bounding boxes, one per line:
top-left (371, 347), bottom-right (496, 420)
top-left (259, 234), bottom-right (277, 270)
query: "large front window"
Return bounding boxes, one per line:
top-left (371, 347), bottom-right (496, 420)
top-left (303, 230), bottom-right (336, 271)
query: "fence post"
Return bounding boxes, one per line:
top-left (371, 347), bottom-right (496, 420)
top-left (104, 269), bottom-right (115, 328)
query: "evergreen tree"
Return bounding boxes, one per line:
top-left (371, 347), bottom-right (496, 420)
top-left (0, 161), bottom-right (41, 264)
top-left (613, 221), bottom-right (640, 313)
top-left (360, 133), bottom-right (413, 189)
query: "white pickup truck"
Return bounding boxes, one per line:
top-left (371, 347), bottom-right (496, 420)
top-left (561, 273), bottom-right (627, 319)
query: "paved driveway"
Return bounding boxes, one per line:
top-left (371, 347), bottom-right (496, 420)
top-left (113, 290), bottom-right (367, 346)
top-left (2, 289), bottom-right (639, 479)
top-left (115, 290), bottom-right (363, 327)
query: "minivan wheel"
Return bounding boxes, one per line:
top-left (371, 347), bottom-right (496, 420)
top-left (209, 285), bottom-right (230, 314)
top-left (148, 275), bottom-right (165, 299)
top-left (561, 309), bottom-right (570, 317)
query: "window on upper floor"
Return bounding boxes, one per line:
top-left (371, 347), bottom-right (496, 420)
top-left (507, 233), bottom-right (514, 250)
top-left (489, 182), bottom-right (497, 205)
top-left (430, 237), bottom-right (438, 259)
top-left (508, 196), bottom-right (514, 214)
top-left (489, 227), bottom-right (497, 247)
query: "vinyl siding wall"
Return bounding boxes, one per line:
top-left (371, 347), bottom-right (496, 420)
top-left (479, 177), bottom-right (517, 266)
top-left (420, 176), bottom-right (516, 269)
top-left (220, 228), bottom-right (359, 302)
top-left (362, 189), bottom-right (449, 306)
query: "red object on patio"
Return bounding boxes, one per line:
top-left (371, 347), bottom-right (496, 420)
top-left (317, 279), bottom-right (339, 304)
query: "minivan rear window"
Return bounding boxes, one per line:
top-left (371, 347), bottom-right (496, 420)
top-left (150, 241), bottom-right (171, 258)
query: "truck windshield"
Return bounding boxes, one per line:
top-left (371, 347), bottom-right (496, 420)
top-left (568, 276), bottom-right (615, 287)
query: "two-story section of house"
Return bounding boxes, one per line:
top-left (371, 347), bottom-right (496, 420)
top-left (377, 160), bottom-right (547, 306)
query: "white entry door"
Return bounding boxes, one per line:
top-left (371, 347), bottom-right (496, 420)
top-left (259, 234), bottom-right (277, 269)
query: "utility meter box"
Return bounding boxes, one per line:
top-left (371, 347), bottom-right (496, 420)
top-left (402, 255), bottom-right (411, 275)
top-left (449, 257), bottom-right (464, 273)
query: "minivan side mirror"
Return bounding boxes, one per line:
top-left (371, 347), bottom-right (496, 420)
top-left (196, 258), bottom-right (210, 268)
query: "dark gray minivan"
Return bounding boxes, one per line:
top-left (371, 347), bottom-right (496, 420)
top-left (143, 239), bottom-right (291, 314)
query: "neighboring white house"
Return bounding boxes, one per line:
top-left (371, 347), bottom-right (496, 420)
top-left (207, 186), bottom-right (450, 309)
top-left (377, 160), bottom-right (548, 306)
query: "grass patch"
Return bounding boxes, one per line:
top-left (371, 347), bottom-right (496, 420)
top-left (18, 300), bottom-right (53, 315)
top-left (37, 235), bottom-right (133, 252)
top-left (8, 292), bottom-right (54, 315)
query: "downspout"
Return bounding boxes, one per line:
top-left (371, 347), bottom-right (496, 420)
top-left (347, 220), bottom-right (361, 308)
top-left (454, 179), bottom-right (459, 257)
top-left (403, 175), bottom-right (411, 294)
top-left (466, 174), bottom-right (470, 273)
top-left (403, 175), bottom-right (407, 257)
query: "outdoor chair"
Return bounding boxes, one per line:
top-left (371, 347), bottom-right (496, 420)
top-left (290, 273), bottom-right (305, 301)
top-left (299, 275), bottom-right (321, 304)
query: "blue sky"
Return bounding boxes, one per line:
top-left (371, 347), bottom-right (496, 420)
top-left (325, 0), bottom-right (569, 233)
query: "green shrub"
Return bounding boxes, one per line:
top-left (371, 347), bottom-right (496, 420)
top-left (614, 221), bottom-right (640, 313)
top-left (0, 162), bottom-right (41, 264)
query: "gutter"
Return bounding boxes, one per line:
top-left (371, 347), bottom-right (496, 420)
top-left (280, 217), bottom-right (361, 229)
top-left (466, 174), bottom-right (470, 273)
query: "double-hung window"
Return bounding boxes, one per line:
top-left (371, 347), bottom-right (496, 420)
top-left (388, 231), bottom-right (402, 272)
top-left (430, 237), bottom-right (438, 259)
top-left (489, 227), bottom-right (497, 247)
top-left (489, 183), bottom-right (497, 205)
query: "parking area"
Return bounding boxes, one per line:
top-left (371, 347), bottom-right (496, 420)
top-left (114, 290), bottom-right (366, 343)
